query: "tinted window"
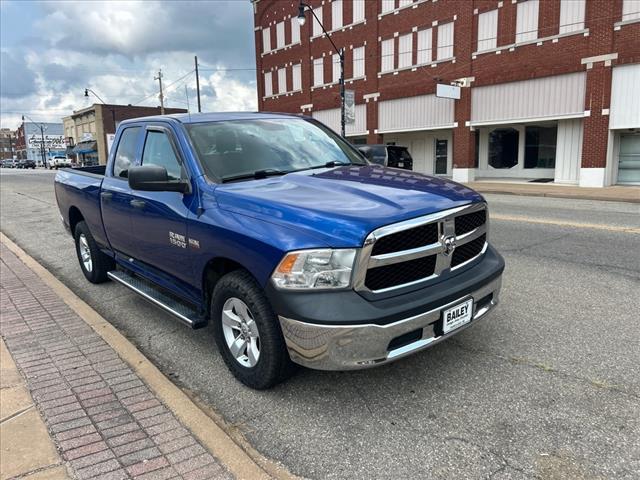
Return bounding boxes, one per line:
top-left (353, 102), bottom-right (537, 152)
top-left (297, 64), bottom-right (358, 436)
top-left (525, 124), bottom-right (557, 169)
top-left (142, 131), bottom-right (182, 180)
top-left (387, 147), bottom-right (411, 162)
top-left (113, 127), bottom-right (140, 178)
top-left (186, 118), bottom-right (365, 181)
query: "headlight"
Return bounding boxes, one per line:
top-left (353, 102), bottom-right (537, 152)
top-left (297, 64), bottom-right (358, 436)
top-left (272, 249), bottom-right (357, 290)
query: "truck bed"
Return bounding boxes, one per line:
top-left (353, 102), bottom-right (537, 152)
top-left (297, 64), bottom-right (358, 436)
top-left (55, 166), bottom-right (108, 247)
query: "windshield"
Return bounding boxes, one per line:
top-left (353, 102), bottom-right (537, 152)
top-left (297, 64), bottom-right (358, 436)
top-left (186, 118), bottom-right (366, 181)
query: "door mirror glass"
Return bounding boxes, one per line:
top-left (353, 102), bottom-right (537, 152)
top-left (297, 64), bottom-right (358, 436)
top-left (128, 165), bottom-right (189, 193)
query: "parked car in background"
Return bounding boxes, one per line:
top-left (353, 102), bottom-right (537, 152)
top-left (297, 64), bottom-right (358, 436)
top-left (17, 159), bottom-right (36, 169)
top-left (50, 156), bottom-right (72, 169)
top-left (356, 144), bottom-right (414, 171)
top-left (55, 112), bottom-right (503, 389)
top-left (2, 159), bottom-right (19, 168)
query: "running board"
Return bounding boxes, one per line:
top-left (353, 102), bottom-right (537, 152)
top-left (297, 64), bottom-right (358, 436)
top-left (107, 270), bottom-right (207, 329)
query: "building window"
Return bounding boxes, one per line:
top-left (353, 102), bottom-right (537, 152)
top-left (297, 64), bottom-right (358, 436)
top-left (516, 0), bottom-right (539, 43)
top-left (353, 46), bottom-right (365, 78)
top-left (313, 57), bottom-right (324, 86)
top-left (477, 9), bottom-right (498, 51)
top-left (353, 0), bottom-right (365, 23)
top-left (488, 128), bottom-right (519, 169)
top-left (559, 0), bottom-right (585, 33)
top-left (292, 64), bottom-right (302, 91)
top-left (399, 0), bottom-right (412, 7)
top-left (262, 27), bottom-right (271, 53)
top-left (276, 21), bottom-right (285, 49)
top-left (291, 17), bottom-right (300, 44)
top-left (381, 0), bottom-right (395, 14)
top-left (435, 139), bottom-right (448, 174)
top-left (437, 22), bottom-right (454, 60)
top-left (381, 38), bottom-right (394, 72)
top-left (417, 28), bottom-right (432, 64)
top-left (313, 6), bottom-right (323, 36)
top-left (525, 124), bottom-right (557, 168)
top-left (622, 0), bottom-right (640, 21)
top-left (332, 0), bottom-right (343, 30)
top-left (264, 71), bottom-right (273, 97)
top-left (398, 33), bottom-right (413, 68)
top-left (278, 67), bottom-right (287, 94)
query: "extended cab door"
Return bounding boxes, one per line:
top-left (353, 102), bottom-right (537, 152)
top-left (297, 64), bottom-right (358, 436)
top-left (126, 124), bottom-right (196, 288)
top-left (100, 125), bottom-right (143, 258)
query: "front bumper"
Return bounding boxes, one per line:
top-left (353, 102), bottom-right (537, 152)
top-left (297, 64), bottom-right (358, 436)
top-left (272, 245), bottom-right (504, 370)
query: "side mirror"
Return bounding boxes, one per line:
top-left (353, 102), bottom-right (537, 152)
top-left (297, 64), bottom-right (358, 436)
top-left (128, 165), bottom-right (189, 193)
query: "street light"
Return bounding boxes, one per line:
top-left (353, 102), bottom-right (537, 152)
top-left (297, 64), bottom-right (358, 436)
top-left (85, 88), bottom-right (116, 126)
top-left (297, 2), bottom-right (346, 138)
top-left (21, 114), bottom-right (47, 168)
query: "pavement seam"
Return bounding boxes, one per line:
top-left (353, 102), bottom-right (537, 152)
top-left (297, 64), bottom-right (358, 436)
top-left (1, 232), bottom-right (290, 480)
top-left (0, 403), bottom-right (35, 424)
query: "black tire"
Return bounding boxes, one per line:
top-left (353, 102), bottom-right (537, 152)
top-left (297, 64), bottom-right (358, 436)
top-left (74, 221), bottom-right (114, 283)
top-left (211, 270), bottom-right (295, 389)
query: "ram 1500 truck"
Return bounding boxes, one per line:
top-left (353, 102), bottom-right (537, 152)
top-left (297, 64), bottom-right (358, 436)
top-left (55, 113), bottom-right (504, 389)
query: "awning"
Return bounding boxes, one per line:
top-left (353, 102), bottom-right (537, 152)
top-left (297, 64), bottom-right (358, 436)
top-left (73, 141), bottom-right (97, 154)
top-left (65, 146), bottom-right (76, 156)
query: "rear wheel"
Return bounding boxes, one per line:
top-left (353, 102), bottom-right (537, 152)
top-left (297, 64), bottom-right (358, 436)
top-left (74, 221), bottom-right (114, 283)
top-left (211, 270), bottom-right (295, 389)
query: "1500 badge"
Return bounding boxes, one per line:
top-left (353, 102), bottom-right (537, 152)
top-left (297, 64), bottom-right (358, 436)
top-left (169, 232), bottom-right (200, 249)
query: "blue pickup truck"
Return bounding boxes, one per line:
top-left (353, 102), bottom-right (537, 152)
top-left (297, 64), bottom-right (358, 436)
top-left (55, 112), bottom-right (504, 389)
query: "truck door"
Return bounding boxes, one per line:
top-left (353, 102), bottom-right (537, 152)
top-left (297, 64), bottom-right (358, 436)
top-left (126, 125), bottom-right (195, 287)
top-left (101, 125), bottom-right (142, 258)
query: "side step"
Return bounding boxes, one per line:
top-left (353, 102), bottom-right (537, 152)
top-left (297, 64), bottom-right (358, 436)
top-left (107, 270), bottom-right (207, 329)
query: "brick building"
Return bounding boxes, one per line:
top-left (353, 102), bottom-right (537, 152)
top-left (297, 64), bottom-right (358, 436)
top-left (253, 0), bottom-right (640, 186)
top-left (63, 104), bottom-right (187, 165)
top-left (14, 122), bottom-right (65, 165)
top-left (0, 128), bottom-right (17, 160)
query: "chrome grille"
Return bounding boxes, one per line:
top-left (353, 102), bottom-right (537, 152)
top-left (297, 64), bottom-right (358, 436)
top-left (355, 203), bottom-right (488, 293)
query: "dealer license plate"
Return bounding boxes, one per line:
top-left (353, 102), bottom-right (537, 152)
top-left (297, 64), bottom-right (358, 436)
top-left (442, 298), bottom-right (473, 334)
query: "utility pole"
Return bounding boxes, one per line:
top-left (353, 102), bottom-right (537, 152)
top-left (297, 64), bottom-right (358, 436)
top-left (155, 69), bottom-right (165, 114)
top-left (39, 124), bottom-right (46, 167)
top-left (194, 56), bottom-right (202, 113)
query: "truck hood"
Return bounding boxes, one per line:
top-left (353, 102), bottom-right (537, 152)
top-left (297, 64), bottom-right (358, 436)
top-left (213, 165), bottom-right (483, 247)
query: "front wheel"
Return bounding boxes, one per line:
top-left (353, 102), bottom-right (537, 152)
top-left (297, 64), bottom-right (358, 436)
top-left (211, 270), bottom-right (295, 389)
top-left (74, 221), bottom-right (114, 283)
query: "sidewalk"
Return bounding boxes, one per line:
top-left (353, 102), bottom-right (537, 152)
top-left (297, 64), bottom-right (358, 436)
top-left (0, 242), bottom-right (238, 480)
top-left (466, 181), bottom-right (640, 203)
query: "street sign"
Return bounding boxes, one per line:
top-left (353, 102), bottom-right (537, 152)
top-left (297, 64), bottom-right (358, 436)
top-left (436, 83), bottom-right (461, 100)
top-left (345, 90), bottom-right (355, 125)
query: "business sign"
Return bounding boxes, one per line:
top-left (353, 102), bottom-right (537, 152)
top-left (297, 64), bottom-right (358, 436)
top-left (27, 134), bottom-right (65, 150)
top-left (436, 83), bottom-right (461, 100)
top-left (344, 89), bottom-right (356, 125)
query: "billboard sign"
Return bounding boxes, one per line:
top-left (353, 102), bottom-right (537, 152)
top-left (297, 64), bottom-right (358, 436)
top-left (436, 83), bottom-right (461, 100)
top-left (345, 89), bottom-right (356, 125)
top-left (27, 133), bottom-right (65, 150)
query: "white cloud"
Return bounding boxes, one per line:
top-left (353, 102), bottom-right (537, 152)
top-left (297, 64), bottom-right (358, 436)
top-left (1, 1), bottom-right (257, 129)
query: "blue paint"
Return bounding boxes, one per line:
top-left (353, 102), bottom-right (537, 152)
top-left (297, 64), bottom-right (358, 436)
top-left (55, 113), bottom-right (484, 311)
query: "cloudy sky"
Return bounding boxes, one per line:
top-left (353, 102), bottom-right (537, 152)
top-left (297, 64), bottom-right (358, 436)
top-left (0, 0), bottom-right (258, 129)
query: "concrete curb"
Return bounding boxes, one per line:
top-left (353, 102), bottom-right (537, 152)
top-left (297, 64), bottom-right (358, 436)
top-left (466, 184), bottom-right (640, 204)
top-left (0, 233), bottom-right (296, 480)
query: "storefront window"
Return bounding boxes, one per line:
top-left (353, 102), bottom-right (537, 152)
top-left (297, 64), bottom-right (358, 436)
top-left (488, 128), bottom-right (518, 169)
top-left (525, 125), bottom-right (557, 169)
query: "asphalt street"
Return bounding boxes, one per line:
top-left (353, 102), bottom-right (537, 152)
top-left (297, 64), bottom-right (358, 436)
top-left (1, 168), bottom-right (639, 479)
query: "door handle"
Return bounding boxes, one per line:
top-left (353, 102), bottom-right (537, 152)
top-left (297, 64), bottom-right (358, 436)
top-left (100, 192), bottom-right (113, 201)
top-left (130, 199), bottom-right (146, 209)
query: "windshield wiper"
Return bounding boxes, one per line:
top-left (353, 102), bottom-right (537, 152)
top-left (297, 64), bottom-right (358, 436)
top-left (221, 169), bottom-right (288, 183)
top-left (294, 161), bottom-right (351, 173)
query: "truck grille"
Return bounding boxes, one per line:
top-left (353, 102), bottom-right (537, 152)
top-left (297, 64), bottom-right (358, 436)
top-left (455, 210), bottom-right (486, 236)
top-left (357, 203), bottom-right (488, 293)
top-left (365, 255), bottom-right (437, 291)
top-left (452, 234), bottom-right (486, 267)
top-left (371, 223), bottom-right (438, 256)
